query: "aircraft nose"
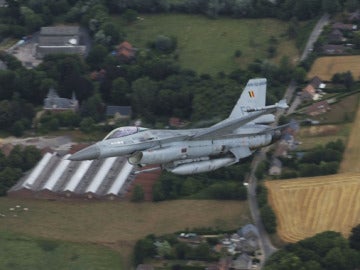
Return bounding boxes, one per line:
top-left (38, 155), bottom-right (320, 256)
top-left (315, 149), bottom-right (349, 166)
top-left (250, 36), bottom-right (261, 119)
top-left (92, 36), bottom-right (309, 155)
top-left (68, 145), bottom-right (100, 161)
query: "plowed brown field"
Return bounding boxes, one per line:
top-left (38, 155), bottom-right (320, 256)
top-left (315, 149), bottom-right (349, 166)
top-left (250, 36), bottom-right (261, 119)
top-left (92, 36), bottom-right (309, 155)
top-left (266, 101), bottom-right (360, 242)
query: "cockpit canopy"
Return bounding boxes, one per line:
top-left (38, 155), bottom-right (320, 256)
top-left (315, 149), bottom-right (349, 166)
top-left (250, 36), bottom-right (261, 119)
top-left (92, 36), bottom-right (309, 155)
top-left (103, 126), bottom-right (148, 140)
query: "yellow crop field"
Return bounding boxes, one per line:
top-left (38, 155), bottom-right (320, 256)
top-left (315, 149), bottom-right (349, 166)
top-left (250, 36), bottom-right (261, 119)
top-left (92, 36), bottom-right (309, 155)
top-left (307, 55), bottom-right (360, 81)
top-left (266, 173), bottom-right (360, 242)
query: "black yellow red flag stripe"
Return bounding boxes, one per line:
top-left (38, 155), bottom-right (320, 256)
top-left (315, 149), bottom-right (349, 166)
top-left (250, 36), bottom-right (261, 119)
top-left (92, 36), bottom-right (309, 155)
top-left (248, 90), bottom-right (255, 98)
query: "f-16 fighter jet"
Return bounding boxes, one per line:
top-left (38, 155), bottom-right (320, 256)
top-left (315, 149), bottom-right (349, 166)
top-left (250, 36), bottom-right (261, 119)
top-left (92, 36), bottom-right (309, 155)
top-left (69, 78), bottom-right (288, 174)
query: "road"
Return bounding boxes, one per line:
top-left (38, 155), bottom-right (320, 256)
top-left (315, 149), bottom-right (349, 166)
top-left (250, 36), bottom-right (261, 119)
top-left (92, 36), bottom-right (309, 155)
top-left (246, 13), bottom-right (331, 268)
top-left (300, 14), bottom-right (330, 61)
top-left (248, 151), bottom-right (278, 267)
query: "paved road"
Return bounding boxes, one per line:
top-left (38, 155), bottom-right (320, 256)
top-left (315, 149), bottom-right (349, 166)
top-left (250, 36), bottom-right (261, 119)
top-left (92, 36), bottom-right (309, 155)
top-left (246, 14), bottom-right (331, 268)
top-left (248, 151), bottom-right (278, 267)
top-left (300, 13), bottom-right (330, 62)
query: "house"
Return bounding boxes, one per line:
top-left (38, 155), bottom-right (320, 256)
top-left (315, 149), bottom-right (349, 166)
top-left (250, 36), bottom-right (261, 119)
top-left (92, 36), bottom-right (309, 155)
top-left (117, 41), bottom-right (136, 62)
top-left (232, 254), bottom-right (252, 270)
top-left (36, 26), bottom-right (87, 58)
top-left (105, 106), bottom-right (132, 119)
top-left (0, 60), bottom-right (7, 70)
top-left (239, 224), bottom-right (259, 239)
top-left (269, 158), bottom-right (282, 176)
top-left (328, 29), bottom-right (344, 43)
top-left (90, 69), bottom-right (106, 81)
top-left (332, 22), bottom-right (357, 31)
top-left (306, 100), bottom-right (330, 116)
top-left (348, 10), bottom-right (360, 23)
top-left (302, 84), bottom-right (318, 100)
top-left (136, 265), bottom-right (154, 270)
top-left (322, 44), bottom-right (346, 55)
top-left (44, 87), bottom-right (78, 112)
top-left (309, 76), bottom-right (326, 89)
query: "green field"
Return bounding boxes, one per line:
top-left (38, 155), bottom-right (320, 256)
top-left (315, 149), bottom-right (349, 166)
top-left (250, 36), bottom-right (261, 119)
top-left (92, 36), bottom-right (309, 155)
top-left (0, 198), bottom-right (250, 268)
top-left (117, 14), bottom-right (299, 74)
top-left (0, 231), bottom-right (122, 270)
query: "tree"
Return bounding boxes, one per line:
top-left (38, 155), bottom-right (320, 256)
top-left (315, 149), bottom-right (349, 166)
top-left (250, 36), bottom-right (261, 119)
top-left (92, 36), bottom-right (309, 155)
top-left (133, 237), bottom-right (156, 265)
top-left (260, 205), bottom-right (277, 234)
top-left (80, 93), bottom-right (104, 121)
top-left (206, 0), bottom-right (224, 18)
top-left (131, 184), bottom-right (144, 202)
top-left (80, 117), bottom-right (95, 133)
top-left (345, 0), bottom-right (360, 11)
top-left (122, 9), bottom-right (138, 23)
top-left (349, 224), bottom-right (360, 250)
top-left (288, 17), bottom-right (299, 39)
top-left (110, 77), bottom-right (131, 105)
top-left (86, 44), bottom-right (108, 69)
top-left (154, 35), bottom-right (177, 54)
top-left (293, 67), bottom-right (307, 83)
top-left (22, 146), bottom-right (42, 171)
top-left (322, 0), bottom-right (341, 14)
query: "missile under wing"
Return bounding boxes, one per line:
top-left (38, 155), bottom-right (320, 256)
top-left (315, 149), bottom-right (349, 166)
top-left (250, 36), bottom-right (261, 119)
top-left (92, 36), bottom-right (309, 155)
top-left (69, 78), bottom-right (288, 175)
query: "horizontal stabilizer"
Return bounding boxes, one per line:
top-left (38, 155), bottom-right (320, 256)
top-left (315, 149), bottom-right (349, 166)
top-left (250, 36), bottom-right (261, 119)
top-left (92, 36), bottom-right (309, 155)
top-left (246, 99), bottom-right (288, 112)
top-left (230, 146), bottom-right (253, 161)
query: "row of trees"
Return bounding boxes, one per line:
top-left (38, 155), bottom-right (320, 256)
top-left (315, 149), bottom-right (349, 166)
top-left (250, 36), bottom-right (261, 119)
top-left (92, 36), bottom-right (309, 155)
top-left (0, 42), bottom-right (295, 135)
top-left (279, 139), bottom-right (345, 179)
top-left (2, 0), bottom-right (359, 42)
top-left (152, 163), bottom-right (250, 202)
top-left (0, 145), bottom-right (42, 196)
top-left (256, 184), bottom-right (277, 234)
top-left (105, 0), bottom-right (358, 20)
top-left (134, 234), bottom-right (217, 266)
top-left (264, 228), bottom-right (360, 270)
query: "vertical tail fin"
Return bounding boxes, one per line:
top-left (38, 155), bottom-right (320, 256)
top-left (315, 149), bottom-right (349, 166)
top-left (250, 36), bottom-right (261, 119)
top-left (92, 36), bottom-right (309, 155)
top-left (229, 78), bottom-right (267, 119)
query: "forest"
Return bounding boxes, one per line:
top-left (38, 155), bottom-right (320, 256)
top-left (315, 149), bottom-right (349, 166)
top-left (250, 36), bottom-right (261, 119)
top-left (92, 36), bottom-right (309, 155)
top-left (0, 0), bottom-right (359, 136)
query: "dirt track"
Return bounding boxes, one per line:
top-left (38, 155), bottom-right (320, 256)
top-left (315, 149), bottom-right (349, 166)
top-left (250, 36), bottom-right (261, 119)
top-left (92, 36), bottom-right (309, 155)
top-left (340, 101), bottom-right (360, 173)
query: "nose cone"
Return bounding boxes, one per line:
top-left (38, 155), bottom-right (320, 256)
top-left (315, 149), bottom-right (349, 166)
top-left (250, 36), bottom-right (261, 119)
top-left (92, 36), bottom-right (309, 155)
top-left (69, 145), bottom-right (100, 161)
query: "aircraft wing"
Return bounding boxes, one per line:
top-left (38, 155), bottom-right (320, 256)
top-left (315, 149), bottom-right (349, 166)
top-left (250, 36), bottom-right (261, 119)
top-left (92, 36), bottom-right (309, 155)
top-left (190, 109), bottom-right (274, 140)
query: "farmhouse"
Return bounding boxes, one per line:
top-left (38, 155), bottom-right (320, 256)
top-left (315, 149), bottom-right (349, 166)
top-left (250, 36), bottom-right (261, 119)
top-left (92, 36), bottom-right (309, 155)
top-left (309, 76), bottom-right (326, 89)
top-left (322, 44), bottom-right (347, 55)
top-left (116, 41), bottom-right (136, 62)
top-left (328, 29), bottom-right (345, 43)
top-left (269, 158), bottom-right (282, 176)
top-left (36, 26), bottom-right (87, 58)
top-left (332, 22), bottom-right (357, 31)
top-left (302, 77), bottom-right (326, 100)
top-left (44, 87), bottom-right (79, 112)
top-left (302, 84), bottom-right (318, 100)
top-left (106, 105), bottom-right (132, 118)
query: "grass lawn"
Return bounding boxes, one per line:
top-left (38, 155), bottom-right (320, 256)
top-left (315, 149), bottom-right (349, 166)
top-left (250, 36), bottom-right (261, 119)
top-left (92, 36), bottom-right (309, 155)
top-left (297, 123), bottom-right (351, 150)
top-left (0, 198), bottom-right (250, 268)
top-left (0, 231), bottom-right (122, 270)
top-left (117, 14), bottom-right (300, 75)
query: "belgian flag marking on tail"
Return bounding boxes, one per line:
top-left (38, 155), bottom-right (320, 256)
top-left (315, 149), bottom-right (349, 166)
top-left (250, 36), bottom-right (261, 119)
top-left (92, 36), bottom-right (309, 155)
top-left (248, 90), bottom-right (255, 98)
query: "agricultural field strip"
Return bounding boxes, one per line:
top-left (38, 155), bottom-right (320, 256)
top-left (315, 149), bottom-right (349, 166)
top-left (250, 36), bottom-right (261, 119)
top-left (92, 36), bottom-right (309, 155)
top-left (340, 99), bottom-right (360, 173)
top-left (266, 174), bottom-right (360, 242)
top-left (308, 55), bottom-right (360, 81)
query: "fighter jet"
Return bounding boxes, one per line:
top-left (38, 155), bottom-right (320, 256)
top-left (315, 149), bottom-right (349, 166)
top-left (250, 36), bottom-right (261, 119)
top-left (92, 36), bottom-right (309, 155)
top-left (69, 78), bottom-right (288, 175)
